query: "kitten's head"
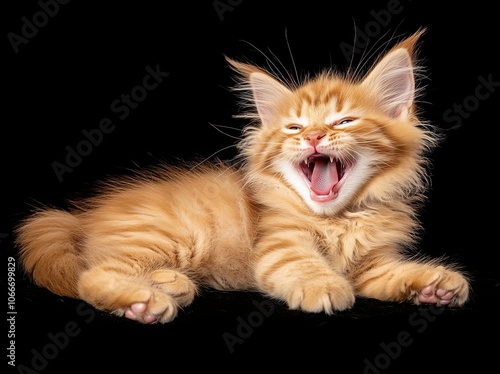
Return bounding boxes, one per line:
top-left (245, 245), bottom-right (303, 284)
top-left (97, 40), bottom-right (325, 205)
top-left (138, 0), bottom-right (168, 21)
top-left (229, 30), bottom-right (438, 216)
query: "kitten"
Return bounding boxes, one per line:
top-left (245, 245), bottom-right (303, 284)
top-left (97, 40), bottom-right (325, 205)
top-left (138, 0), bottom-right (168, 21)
top-left (15, 30), bottom-right (469, 324)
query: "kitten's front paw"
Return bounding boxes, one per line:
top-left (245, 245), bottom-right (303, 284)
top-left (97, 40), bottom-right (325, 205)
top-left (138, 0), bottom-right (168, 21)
top-left (413, 267), bottom-right (469, 307)
top-left (288, 276), bottom-right (355, 314)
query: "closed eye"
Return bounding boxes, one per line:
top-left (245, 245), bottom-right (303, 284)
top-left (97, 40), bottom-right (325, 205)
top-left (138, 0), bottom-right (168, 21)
top-left (332, 117), bottom-right (357, 127)
top-left (283, 124), bottom-right (304, 134)
top-left (338, 119), bottom-right (352, 125)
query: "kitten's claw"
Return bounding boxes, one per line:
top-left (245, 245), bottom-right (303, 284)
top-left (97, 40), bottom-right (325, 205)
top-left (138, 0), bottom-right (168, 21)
top-left (124, 302), bottom-right (159, 324)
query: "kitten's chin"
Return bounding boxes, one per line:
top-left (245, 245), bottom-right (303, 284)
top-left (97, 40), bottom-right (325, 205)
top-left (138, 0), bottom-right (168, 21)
top-left (309, 189), bottom-right (338, 203)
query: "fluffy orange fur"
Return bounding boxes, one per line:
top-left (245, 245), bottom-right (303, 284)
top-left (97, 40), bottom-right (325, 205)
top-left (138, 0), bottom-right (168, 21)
top-left (15, 31), bottom-right (469, 323)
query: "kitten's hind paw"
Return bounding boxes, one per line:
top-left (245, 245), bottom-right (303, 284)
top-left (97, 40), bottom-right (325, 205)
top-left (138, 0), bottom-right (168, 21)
top-left (78, 267), bottom-right (196, 324)
top-left (117, 289), bottom-right (179, 324)
top-left (120, 270), bottom-right (198, 324)
top-left (124, 302), bottom-right (159, 324)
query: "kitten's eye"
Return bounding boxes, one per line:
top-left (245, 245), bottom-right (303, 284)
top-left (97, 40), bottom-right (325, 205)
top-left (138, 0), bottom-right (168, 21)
top-left (282, 124), bottom-right (304, 134)
top-left (286, 124), bottom-right (303, 131)
top-left (333, 118), bottom-right (356, 127)
top-left (338, 119), bottom-right (352, 125)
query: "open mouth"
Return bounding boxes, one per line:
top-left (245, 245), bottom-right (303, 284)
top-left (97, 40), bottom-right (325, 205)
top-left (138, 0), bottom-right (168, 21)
top-left (299, 153), bottom-right (351, 202)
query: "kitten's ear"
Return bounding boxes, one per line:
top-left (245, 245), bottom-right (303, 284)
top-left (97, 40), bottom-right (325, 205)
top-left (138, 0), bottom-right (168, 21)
top-left (361, 30), bottom-right (424, 119)
top-left (226, 57), bottom-right (292, 125)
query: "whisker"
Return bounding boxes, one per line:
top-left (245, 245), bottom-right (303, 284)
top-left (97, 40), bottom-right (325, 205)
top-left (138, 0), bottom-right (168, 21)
top-left (284, 27), bottom-right (299, 86)
top-left (346, 18), bottom-right (358, 80)
top-left (188, 144), bottom-right (239, 172)
top-left (208, 122), bottom-right (243, 141)
top-left (239, 40), bottom-right (290, 87)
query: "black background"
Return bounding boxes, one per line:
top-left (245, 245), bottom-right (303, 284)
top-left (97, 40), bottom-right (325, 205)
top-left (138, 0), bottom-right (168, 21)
top-left (2, 1), bottom-right (499, 373)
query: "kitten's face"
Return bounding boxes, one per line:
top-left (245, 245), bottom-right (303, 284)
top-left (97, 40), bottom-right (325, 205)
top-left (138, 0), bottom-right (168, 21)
top-left (270, 81), bottom-right (384, 215)
top-left (246, 78), bottom-right (410, 215)
top-left (231, 32), bottom-right (433, 216)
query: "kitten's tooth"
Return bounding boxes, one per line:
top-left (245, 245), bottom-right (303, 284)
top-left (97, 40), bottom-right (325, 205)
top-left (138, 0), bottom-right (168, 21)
top-left (330, 156), bottom-right (334, 163)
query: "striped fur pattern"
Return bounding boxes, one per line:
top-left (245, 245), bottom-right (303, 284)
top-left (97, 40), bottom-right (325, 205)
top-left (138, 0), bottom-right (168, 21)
top-left (15, 31), bottom-right (469, 323)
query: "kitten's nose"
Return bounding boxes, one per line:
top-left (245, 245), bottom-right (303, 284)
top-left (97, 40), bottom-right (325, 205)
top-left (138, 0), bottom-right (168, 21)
top-left (305, 131), bottom-right (326, 149)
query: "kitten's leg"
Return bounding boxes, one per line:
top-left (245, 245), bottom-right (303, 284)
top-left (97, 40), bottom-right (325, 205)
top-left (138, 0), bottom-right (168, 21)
top-left (254, 233), bottom-right (355, 314)
top-left (352, 256), bottom-right (469, 306)
top-left (78, 265), bottom-right (197, 324)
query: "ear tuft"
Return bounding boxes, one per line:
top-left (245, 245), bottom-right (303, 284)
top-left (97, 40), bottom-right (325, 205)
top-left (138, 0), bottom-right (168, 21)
top-left (226, 57), bottom-right (291, 125)
top-left (361, 30), bottom-right (424, 118)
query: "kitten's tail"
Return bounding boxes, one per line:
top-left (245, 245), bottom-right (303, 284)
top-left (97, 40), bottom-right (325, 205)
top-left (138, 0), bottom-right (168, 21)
top-left (15, 209), bottom-right (85, 298)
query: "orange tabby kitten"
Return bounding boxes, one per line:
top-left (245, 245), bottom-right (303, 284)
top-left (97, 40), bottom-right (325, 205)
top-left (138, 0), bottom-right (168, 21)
top-left (15, 31), bottom-right (469, 324)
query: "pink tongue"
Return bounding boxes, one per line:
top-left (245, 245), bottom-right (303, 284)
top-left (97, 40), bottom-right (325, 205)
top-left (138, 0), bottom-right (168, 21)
top-left (310, 158), bottom-right (338, 195)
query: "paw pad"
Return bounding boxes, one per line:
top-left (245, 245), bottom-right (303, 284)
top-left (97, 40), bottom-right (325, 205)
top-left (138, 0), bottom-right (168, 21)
top-left (417, 285), bottom-right (457, 306)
